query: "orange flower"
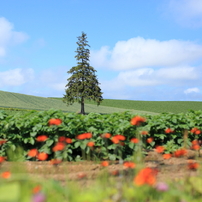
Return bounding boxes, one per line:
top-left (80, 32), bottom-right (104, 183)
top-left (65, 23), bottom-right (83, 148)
top-left (192, 144), bottom-right (200, 150)
top-left (101, 161), bottom-right (109, 167)
top-left (87, 141), bottom-right (95, 147)
top-left (173, 149), bottom-right (187, 157)
top-left (114, 134), bottom-right (126, 141)
top-left (155, 146), bottom-right (165, 153)
top-left (192, 139), bottom-right (199, 145)
top-left (0, 139), bottom-right (6, 145)
top-left (58, 136), bottom-right (66, 142)
top-left (130, 138), bottom-right (139, 144)
top-left (37, 152), bottom-right (48, 161)
top-left (187, 160), bottom-right (199, 170)
top-left (141, 131), bottom-right (149, 135)
top-left (102, 133), bottom-right (111, 138)
top-left (85, 132), bottom-right (92, 139)
top-left (1, 171), bottom-right (11, 179)
top-left (76, 132), bottom-right (92, 140)
top-left (190, 127), bottom-right (201, 135)
top-left (65, 138), bottom-right (72, 144)
top-left (165, 128), bottom-right (174, 134)
top-left (32, 185), bottom-right (41, 194)
top-left (52, 142), bottom-right (65, 152)
top-left (130, 116), bottom-right (146, 126)
top-left (49, 159), bottom-right (62, 165)
top-left (48, 118), bottom-right (62, 126)
top-left (163, 153), bottom-right (172, 159)
top-left (0, 156), bottom-right (5, 163)
top-left (36, 135), bottom-right (48, 142)
top-left (111, 136), bottom-right (119, 144)
top-left (134, 167), bottom-right (157, 186)
top-left (28, 149), bottom-right (38, 157)
top-left (123, 161), bottom-right (136, 169)
top-left (146, 137), bottom-right (153, 144)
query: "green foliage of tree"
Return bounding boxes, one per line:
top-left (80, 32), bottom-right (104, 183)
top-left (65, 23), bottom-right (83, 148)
top-left (63, 32), bottom-right (103, 114)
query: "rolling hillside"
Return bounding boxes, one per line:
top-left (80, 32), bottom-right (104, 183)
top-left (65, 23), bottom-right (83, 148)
top-left (0, 90), bottom-right (156, 115)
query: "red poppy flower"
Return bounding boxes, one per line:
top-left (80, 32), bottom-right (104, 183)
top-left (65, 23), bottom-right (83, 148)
top-left (187, 160), bottom-right (199, 170)
top-left (130, 116), bottom-right (146, 126)
top-left (114, 135), bottom-right (126, 141)
top-left (0, 139), bottom-right (7, 145)
top-left (65, 138), bottom-right (72, 144)
top-left (101, 161), bottom-right (109, 167)
top-left (76, 132), bottom-right (92, 140)
top-left (111, 136), bottom-right (119, 144)
top-left (48, 118), bottom-right (62, 126)
top-left (146, 137), bottom-right (153, 144)
top-left (130, 138), bottom-right (139, 144)
top-left (0, 156), bottom-right (5, 163)
top-left (165, 128), bottom-right (174, 134)
top-left (123, 161), bottom-right (136, 169)
top-left (1, 171), bottom-right (11, 179)
top-left (58, 136), bottom-right (66, 142)
top-left (134, 167), bottom-right (158, 186)
top-left (49, 159), bottom-right (62, 165)
top-left (52, 142), bottom-right (65, 152)
top-left (87, 141), bottom-right (95, 147)
top-left (173, 149), bottom-right (187, 157)
top-left (102, 133), bottom-right (111, 138)
top-left (28, 149), bottom-right (38, 157)
top-left (155, 146), bottom-right (165, 153)
top-left (36, 135), bottom-right (48, 142)
top-left (163, 153), bottom-right (172, 160)
top-left (141, 131), bottom-right (149, 135)
top-left (32, 185), bottom-right (41, 194)
top-left (192, 144), bottom-right (200, 150)
top-left (190, 127), bottom-right (201, 135)
top-left (37, 152), bottom-right (48, 161)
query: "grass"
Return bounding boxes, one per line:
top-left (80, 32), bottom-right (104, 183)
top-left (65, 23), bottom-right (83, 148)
top-left (50, 98), bottom-right (202, 114)
top-left (0, 90), bottom-right (156, 115)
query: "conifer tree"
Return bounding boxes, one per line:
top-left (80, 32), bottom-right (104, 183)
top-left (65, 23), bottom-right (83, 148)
top-left (63, 32), bottom-right (103, 114)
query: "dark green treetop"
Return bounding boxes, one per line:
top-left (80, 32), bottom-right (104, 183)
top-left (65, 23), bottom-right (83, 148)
top-left (63, 32), bottom-right (103, 114)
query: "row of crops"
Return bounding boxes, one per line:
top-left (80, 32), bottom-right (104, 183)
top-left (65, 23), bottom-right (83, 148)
top-left (0, 109), bottom-right (202, 161)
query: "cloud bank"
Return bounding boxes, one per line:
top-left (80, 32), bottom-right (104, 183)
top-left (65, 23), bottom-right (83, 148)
top-left (0, 17), bottom-right (28, 57)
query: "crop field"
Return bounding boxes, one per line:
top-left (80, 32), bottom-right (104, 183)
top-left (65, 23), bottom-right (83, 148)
top-left (0, 90), bottom-right (156, 115)
top-left (50, 97), bottom-right (202, 114)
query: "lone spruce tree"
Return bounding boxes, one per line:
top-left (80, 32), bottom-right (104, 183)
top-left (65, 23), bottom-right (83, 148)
top-left (63, 32), bottom-right (103, 115)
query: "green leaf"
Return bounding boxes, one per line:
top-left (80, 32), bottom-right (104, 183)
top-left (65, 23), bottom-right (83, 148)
top-left (74, 141), bottom-right (80, 148)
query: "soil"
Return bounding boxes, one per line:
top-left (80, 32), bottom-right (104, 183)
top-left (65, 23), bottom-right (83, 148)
top-left (0, 150), bottom-right (201, 188)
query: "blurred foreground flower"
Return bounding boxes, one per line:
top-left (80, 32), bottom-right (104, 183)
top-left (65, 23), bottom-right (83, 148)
top-left (101, 161), bottom-right (109, 167)
top-left (134, 167), bottom-right (158, 186)
top-left (123, 161), bottom-right (135, 169)
top-left (32, 192), bottom-right (46, 202)
top-left (1, 171), bottom-right (11, 179)
top-left (155, 182), bottom-right (169, 192)
top-left (187, 160), bottom-right (199, 170)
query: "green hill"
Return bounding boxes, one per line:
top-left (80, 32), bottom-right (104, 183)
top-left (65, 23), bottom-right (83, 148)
top-left (0, 90), bottom-right (155, 115)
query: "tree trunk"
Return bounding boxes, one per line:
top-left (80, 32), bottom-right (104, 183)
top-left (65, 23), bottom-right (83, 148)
top-left (80, 96), bottom-right (85, 115)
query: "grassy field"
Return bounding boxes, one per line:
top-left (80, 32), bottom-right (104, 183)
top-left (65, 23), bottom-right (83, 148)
top-left (1, 90), bottom-right (202, 115)
top-left (0, 90), bottom-right (156, 115)
top-left (51, 97), bottom-right (202, 114)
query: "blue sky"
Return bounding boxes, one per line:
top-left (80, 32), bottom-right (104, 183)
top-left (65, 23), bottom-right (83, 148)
top-left (1, 0), bottom-right (202, 101)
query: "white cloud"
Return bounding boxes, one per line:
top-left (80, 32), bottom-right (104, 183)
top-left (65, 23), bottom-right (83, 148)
top-left (184, 87), bottom-right (200, 94)
top-left (0, 17), bottom-right (28, 57)
top-left (91, 37), bottom-right (202, 70)
top-left (167, 0), bottom-right (202, 27)
top-left (0, 68), bottom-right (34, 87)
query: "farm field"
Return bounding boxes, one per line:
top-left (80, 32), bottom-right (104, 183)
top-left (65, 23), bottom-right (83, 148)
top-left (0, 90), bottom-right (155, 115)
top-left (50, 97), bottom-right (202, 114)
